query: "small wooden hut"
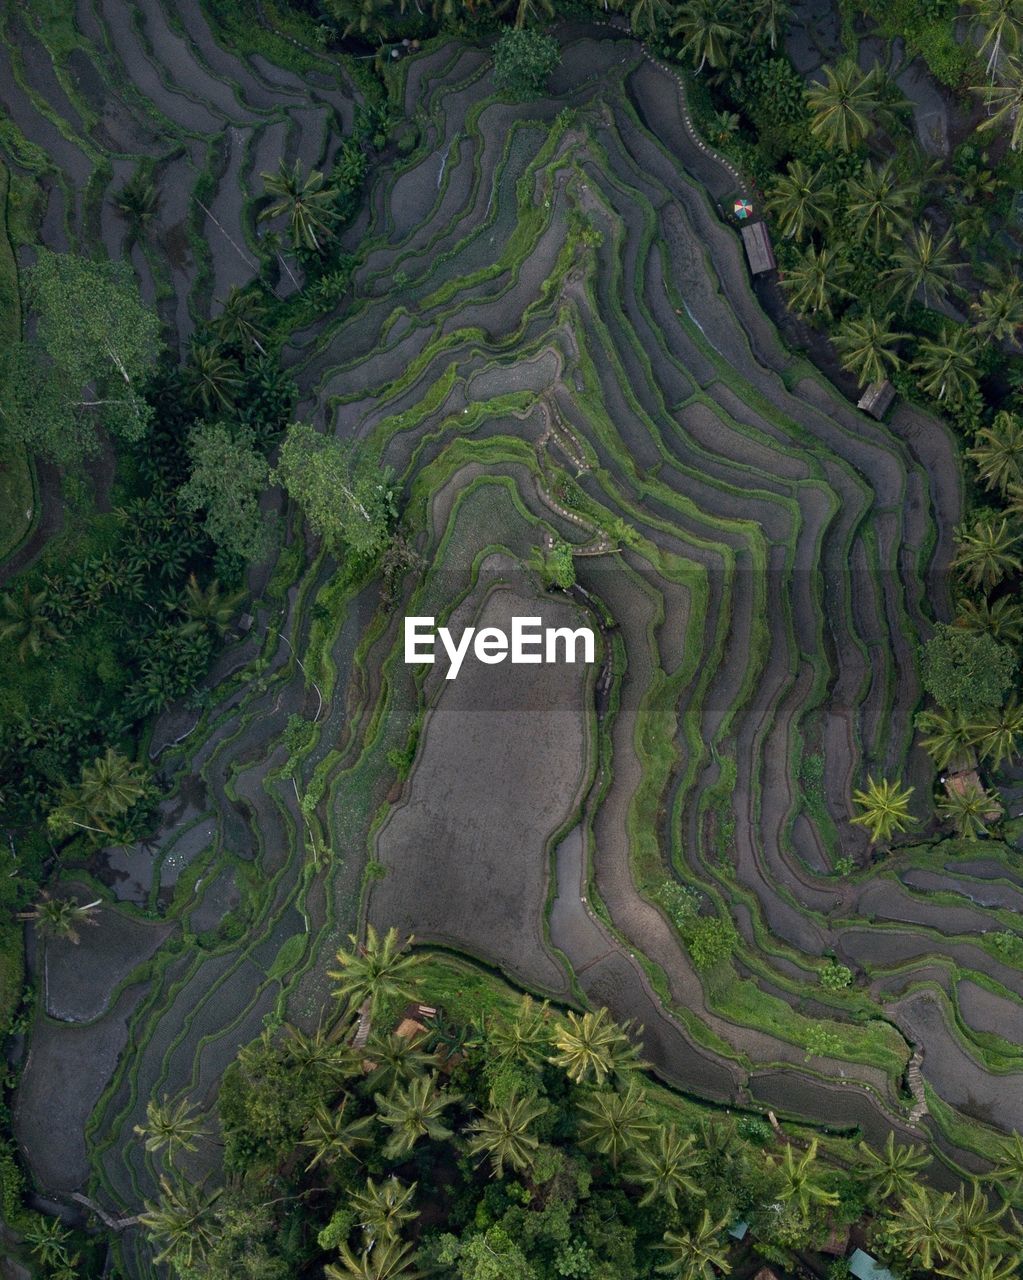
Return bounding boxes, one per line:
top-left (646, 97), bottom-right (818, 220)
top-left (741, 221), bottom-right (776, 274)
top-left (857, 380), bottom-right (896, 420)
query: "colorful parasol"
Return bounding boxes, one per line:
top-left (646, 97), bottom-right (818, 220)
top-left (734, 198), bottom-right (754, 219)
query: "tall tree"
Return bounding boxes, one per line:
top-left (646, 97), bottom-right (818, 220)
top-left (955, 595), bottom-right (1023, 645)
top-left (969, 0), bottom-right (1023, 77)
top-left (326, 1236), bottom-right (423, 1280)
top-left (486, 994), bottom-right (552, 1070)
top-left (856, 1132), bottom-right (931, 1202)
top-left (17, 892), bottom-right (100, 945)
top-left (765, 159), bottom-right (835, 240)
top-left (548, 1007), bottom-right (642, 1085)
top-left (806, 60), bottom-right (880, 150)
top-left (769, 1138), bottom-right (840, 1215)
top-left (577, 1081), bottom-right (656, 1168)
top-left (888, 1187), bottom-right (956, 1272)
top-left (886, 223), bottom-right (962, 310)
top-left (749, 0), bottom-right (792, 50)
top-left (350, 1176), bottom-right (419, 1247)
top-left (970, 273), bottom-right (1023, 342)
top-left (259, 159), bottom-right (339, 253)
top-left (184, 341), bottom-right (244, 415)
top-left (656, 1209), bottom-right (732, 1279)
top-left (969, 697), bottom-right (1023, 768)
top-left (302, 1098), bottom-right (375, 1171)
top-left (920, 622), bottom-right (1017, 717)
top-left (845, 160), bottom-right (917, 251)
top-left (910, 325), bottom-right (980, 405)
top-left (180, 422), bottom-right (272, 563)
top-left (850, 776), bottom-right (915, 843)
top-left (834, 311), bottom-right (906, 385)
top-left (215, 286), bottom-right (269, 355)
top-left (134, 1095), bottom-right (207, 1165)
top-left (630, 1124), bottom-right (704, 1211)
top-left (937, 779), bottom-right (1003, 837)
top-left (975, 56), bottom-right (1023, 150)
top-left (670, 0), bottom-right (742, 71)
top-left (138, 1176), bottom-right (222, 1270)
top-left (329, 925), bottom-right (423, 1020)
top-left (374, 1073), bottom-right (460, 1159)
top-left (48, 747), bottom-right (151, 839)
top-left (780, 244), bottom-right (850, 320)
top-left (465, 1088), bottom-right (547, 1178)
top-left (916, 708), bottom-right (977, 770)
top-left (968, 411), bottom-right (1023, 494)
top-left (952, 515), bottom-right (1022, 591)
top-left (273, 421), bottom-right (396, 559)
top-left (0, 585), bottom-right (62, 662)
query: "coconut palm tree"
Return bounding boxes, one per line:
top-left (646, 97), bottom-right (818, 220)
top-left (283, 1022), bottom-right (360, 1085)
top-left (952, 515), bottom-right (1022, 592)
top-left (886, 223), bottom-right (962, 310)
top-left (177, 574), bottom-right (245, 637)
top-left (363, 1029), bottom-right (438, 1093)
top-left (765, 159), bottom-right (835, 240)
top-left (577, 1081), bottom-right (656, 1169)
top-left (940, 1242), bottom-right (1023, 1280)
top-left (185, 341), bottom-right (244, 414)
top-left (970, 275), bottom-right (1023, 343)
top-left (350, 1175), bottom-right (419, 1246)
top-left (780, 244), bottom-right (851, 320)
top-left (970, 697), bottom-right (1023, 768)
top-left (806, 59), bottom-right (880, 150)
top-left (548, 1007), bottom-right (642, 1085)
top-left (938, 779), bottom-right (1003, 837)
top-left (910, 325), bottom-right (981, 405)
top-left (915, 708), bottom-right (977, 770)
top-left (326, 1236), bottom-right (423, 1280)
top-left (139, 1176), bottom-right (221, 1270)
top-left (948, 1182), bottom-right (1010, 1267)
top-left (670, 0), bottom-right (742, 71)
top-left (510, 0), bottom-right (555, 29)
top-left (955, 595), bottom-right (1023, 645)
top-left (975, 56), bottom-right (1023, 150)
top-left (301, 1097), bottom-right (375, 1171)
top-left (889, 1187), bottom-right (956, 1271)
top-left (630, 1124), bottom-right (704, 1210)
top-left (750, 0), bottom-right (792, 50)
top-left (850, 776), bottom-right (915, 843)
top-left (374, 1073), bottom-right (460, 1159)
top-left (260, 159), bottom-right (338, 253)
top-left (17, 892), bottom-right (101, 945)
top-left (133, 1094), bottom-right (207, 1164)
top-left (329, 925), bottom-right (423, 1020)
top-left (486, 994), bottom-right (552, 1070)
top-left (22, 1216), bottom-right (75, 1270)
top-left (214, 285), bottom-right (269, 355)
top-left (114, 167), bottom-right (159, 236)
top-left (986, 1130), bottom-right (1023, 1199)
top-left (625, 0), bottom-right (672, 37)
top-left (845, 160), bottom-right (917, 252)
top-left (857, 1132), bottom-right (932, 1202)
top-left (466, 1088), bottom-right (547, 1178)
top-left (656, 1209), bottom-right (732, 1279)
top-left (0, 585), bottom-right (62, 662)
top-left (769, 1138), bottom-right (840, 1215)
top-left (834, 310), bottom-right (906, 385)
top-left (968, 411), bottom-right (1023, 493)
top-left (969, 0), bottom-right (1023, 78)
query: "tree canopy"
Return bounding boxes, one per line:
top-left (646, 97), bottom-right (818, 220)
top-left (920, 622), bottom-right (1017, 716)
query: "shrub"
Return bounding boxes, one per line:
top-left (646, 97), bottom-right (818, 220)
top-left (820, 961), bottom-right (853, 992)
top-left (493, 29), bottom-right (561, 100)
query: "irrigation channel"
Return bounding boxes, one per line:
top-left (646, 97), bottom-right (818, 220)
top-left (4, 3), bottom-right (1021, 1268)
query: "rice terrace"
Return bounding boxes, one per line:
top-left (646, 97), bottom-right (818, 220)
top-left (2, 0), bottom-right (1023, 1277)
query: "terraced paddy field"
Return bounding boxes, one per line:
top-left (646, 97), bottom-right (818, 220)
top-left (6, 1), bottom-right (1023, 1264)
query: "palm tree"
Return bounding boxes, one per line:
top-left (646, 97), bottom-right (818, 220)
top-left (888, 1186), bottom-right (956, 1271)
top-left (769, 1138), bottom-right (840, 1215)
top-left (780, 245), bottom-right (850, 320)
top-left (986, 1130), bottom-right (1023, 1198)
top-left (185, 341), bottom-right (244, 414)
top-left (886, 223), bottom-right (962, 310)
top-left (765, 159), bottom-right (835, 240)
top-left (670, 0), bottom-right (741, 71)
top-left (486, 994), bottom-right (551, 1070)
top-left (656, 1209), bottom-right (732, 1279)
top-left (22, 1216), bottom-right (74, 1270)
top-left (845, 160), bottom-right (917, 252)
top-left (301, 1097), bottom-right (375, 1171)
top-left (970, 0), bottom-right (1023, 78)
top-left (968, 411), bottom-right (1023, 494)
top-left (750, 0), bottom-right (792, 49)
top-left (970, 697), bottom-right (1023, 768)
top-left (329, 925), bottom-right (423, 1020)
top-left (955, 594), bottom-right (1023, 645)
top-left (133, 1094), bottom-right (207, 1164)
top-left (834, 311), bottom-right (906, 385)
top-left (975, 56), bottom-right (1023, 150)
top-left (625, 0), bottom-right (672, 38)
top-left (177, 575), bottom-right (245, 637)
top-left (916, 708), bottom-right (977, 771)
top-left (114, 167), bottom-right (159, 236)
top-left (938, 779), bottom-right (1003, 836)
top-left (970, 275), bottom-right (1023, 342)
top-left (374, 1073), bottom-right (460, 1159)
top-left (856, 1132), bottom-right (931, 1202)
top-left (0, 585), bottom-right (62, 662)
top-left (939, 1242), bottom-right (1023, 1280)
top-left (17, 892), bottom-right (101, 945)
top-left (806, 60), bottom-right (880, 150)
top-left (363, 1029), bottom-right (437, 1093)
top-left (630, 1124), bottom-right (704, 1210)
top-left (948, 1182), bottom-right (1009, 1266)
top-left (850, 776), bottom-right (915, 843)
top-left (910, 325), bottom-right (980, 405)
top-left (548, 1007), bottom-right (642, 1085)
top-left (350, 1175), bottom-right (419, 1246)
top-left (215, 285), bottom-right (268, 355)
top-left (283, 1022), bottom-right (359, 1085)
top-left (511, 0), bottom-right (554, 29)
top-left (577, 1081), bottom-right (656, 1169)
top-left (326, 1236), bottom-right (423, 1280)
top-left (466, 1088), bottom-right (547, 1178)
top-left (139, 1176), bottom-right (221, 1270)
top-left (259, 159), bottom-right (338, 253)
top-left (953, 515), bottom-right (1022, 591)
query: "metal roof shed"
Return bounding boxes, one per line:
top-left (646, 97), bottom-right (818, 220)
top-left (848, 1248), bottom-right (896, 1280)
top-left (741, 221), bottom-right (776, 274)
top-left (857, 379), bottom-right (896, 420)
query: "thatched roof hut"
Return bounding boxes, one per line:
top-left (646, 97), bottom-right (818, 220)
top-left (857, 379), bottom-right (896, 420)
